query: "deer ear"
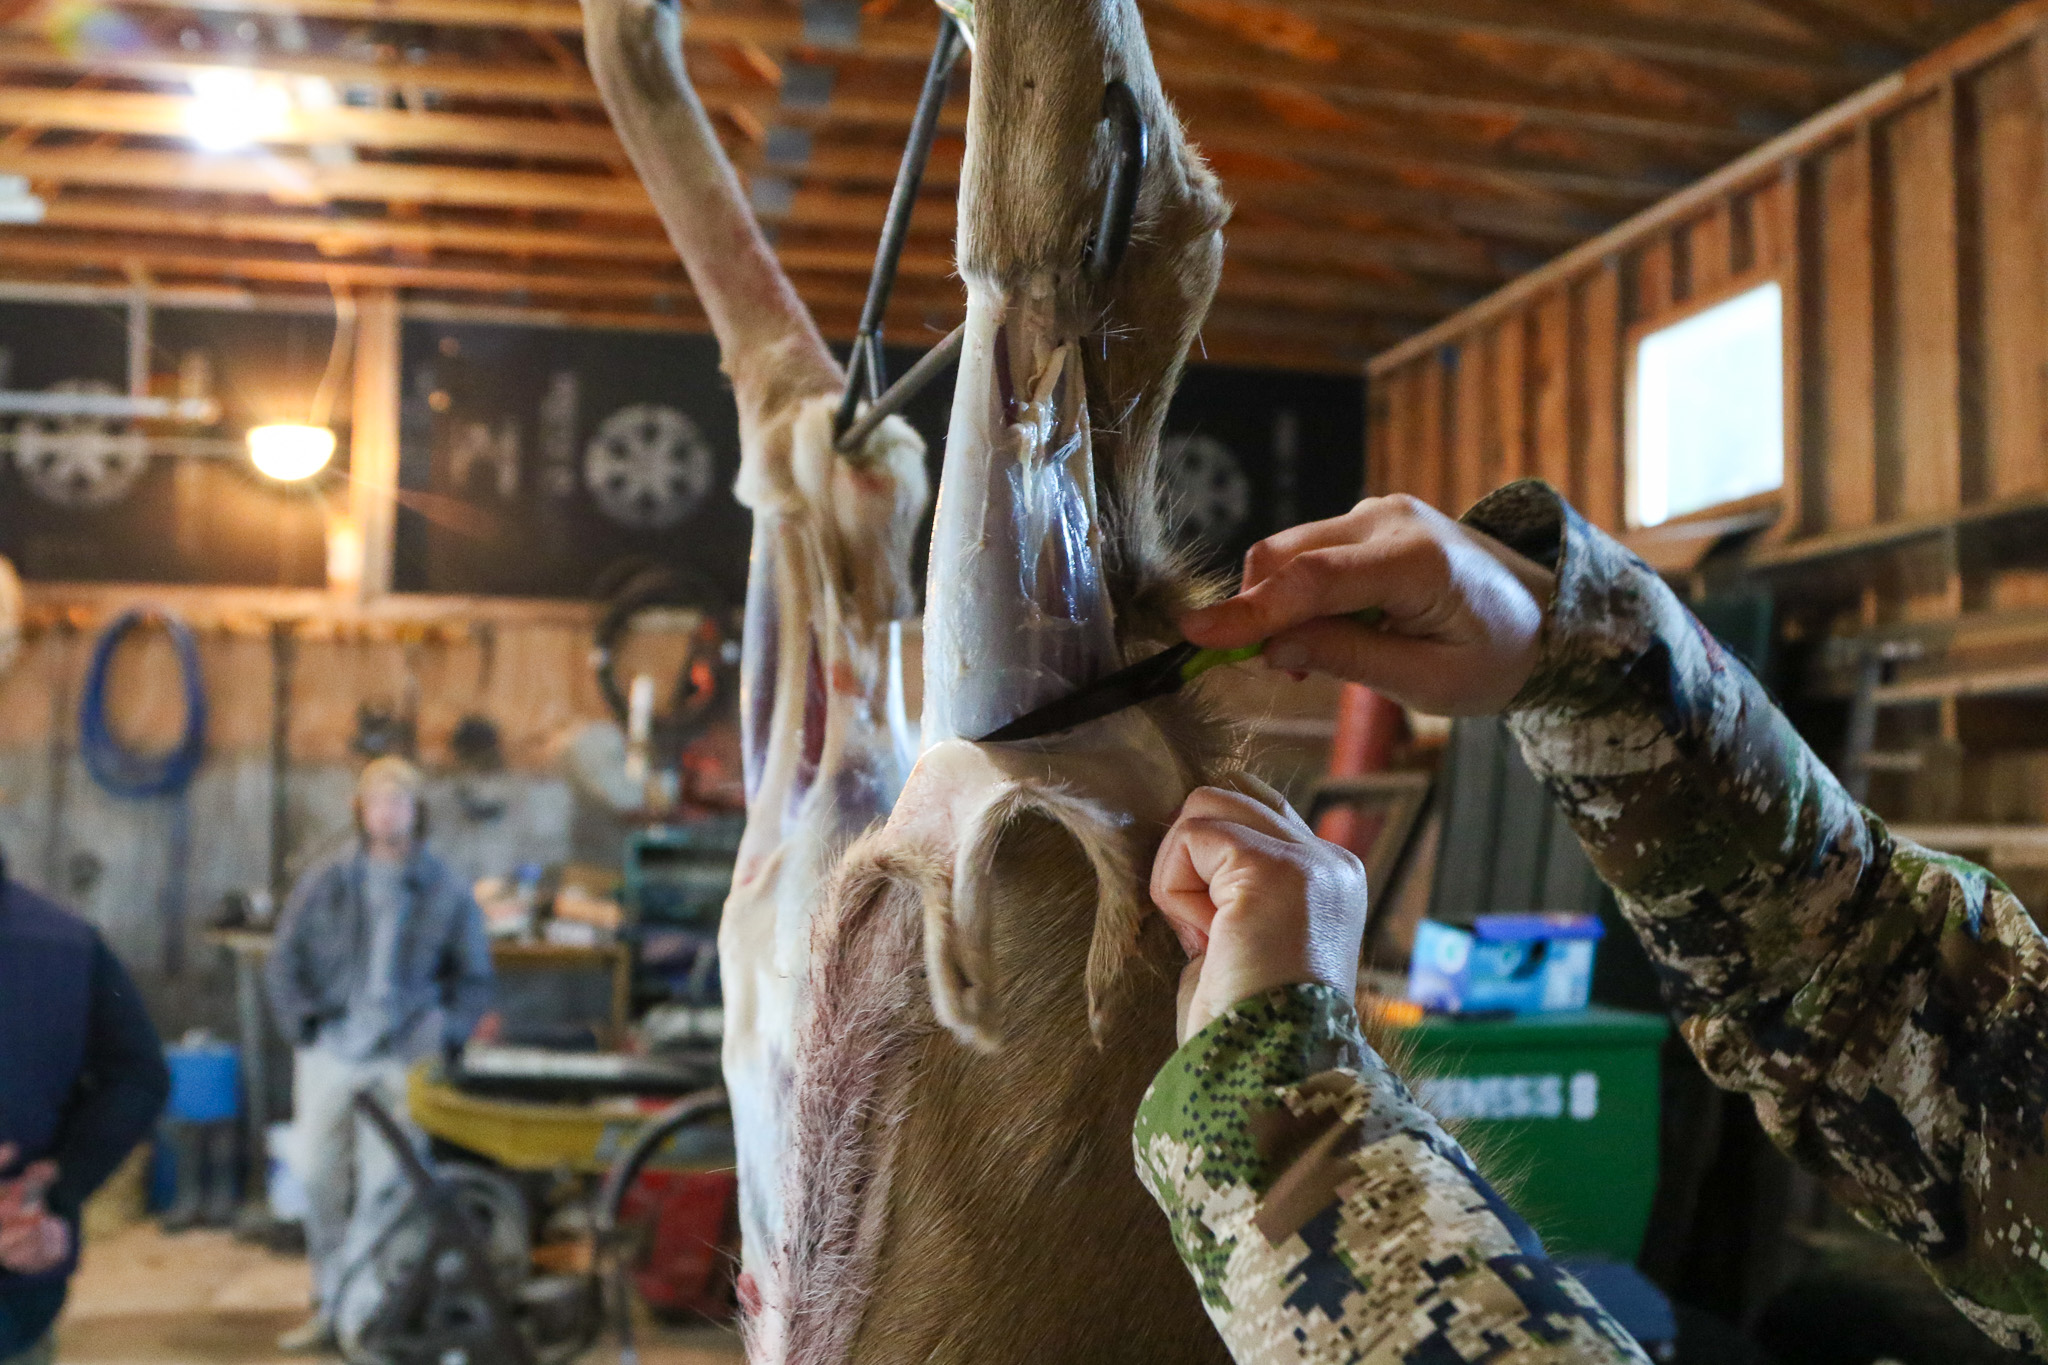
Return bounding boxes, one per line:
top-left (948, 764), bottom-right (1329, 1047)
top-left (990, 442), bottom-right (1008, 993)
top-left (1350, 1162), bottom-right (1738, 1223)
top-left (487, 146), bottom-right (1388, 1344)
top-left (937, 781), bottom-right (1147, 1052)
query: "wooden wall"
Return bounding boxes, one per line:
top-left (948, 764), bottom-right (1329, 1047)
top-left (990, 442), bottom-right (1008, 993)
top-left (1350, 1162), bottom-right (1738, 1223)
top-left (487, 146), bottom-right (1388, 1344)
top-left (1366, 1), bottom-right (2048, 568)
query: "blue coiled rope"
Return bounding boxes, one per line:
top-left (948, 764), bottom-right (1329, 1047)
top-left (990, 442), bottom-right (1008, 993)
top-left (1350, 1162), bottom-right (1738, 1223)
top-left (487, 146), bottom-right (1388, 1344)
top-left (80, 608), bottom-right (209, 799)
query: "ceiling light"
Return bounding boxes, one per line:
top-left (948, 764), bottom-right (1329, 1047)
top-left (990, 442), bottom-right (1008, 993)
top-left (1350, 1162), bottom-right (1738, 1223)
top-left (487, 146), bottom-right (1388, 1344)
top-left (248, 424), bottom-right (335, 481)
top-left (0, 175), bottom-right (44, 225)
top-left (185, 70), bottom-right (293, 152)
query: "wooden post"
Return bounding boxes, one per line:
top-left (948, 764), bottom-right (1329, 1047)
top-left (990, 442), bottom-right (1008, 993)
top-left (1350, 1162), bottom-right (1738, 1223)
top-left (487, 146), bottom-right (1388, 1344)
top-left (1771, 159), bottom-right (1809, 545)
top-left (348, 288), bottom-right (401, 603)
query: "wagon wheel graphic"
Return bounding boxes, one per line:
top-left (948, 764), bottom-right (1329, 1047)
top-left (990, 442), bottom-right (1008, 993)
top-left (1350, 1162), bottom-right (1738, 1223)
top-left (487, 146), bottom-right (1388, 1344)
top-left (12, 379), bottom-right (151, 509)
top-left (1163, 432), bottom-right (1251, 547)
top-left (583, 403), bottom-right (715, 530)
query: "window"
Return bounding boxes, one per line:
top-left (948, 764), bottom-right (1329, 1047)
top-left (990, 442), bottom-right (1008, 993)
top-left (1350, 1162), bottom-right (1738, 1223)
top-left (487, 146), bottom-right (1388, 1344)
top-left (1628, 280), bottom-right (1784, 529)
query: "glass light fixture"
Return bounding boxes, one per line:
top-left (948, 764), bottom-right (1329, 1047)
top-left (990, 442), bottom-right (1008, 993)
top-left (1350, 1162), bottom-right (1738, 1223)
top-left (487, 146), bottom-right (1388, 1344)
top-left (248, 424), bottom-right (336, 481)
top-left (185, 70), bottom-right (294, 152)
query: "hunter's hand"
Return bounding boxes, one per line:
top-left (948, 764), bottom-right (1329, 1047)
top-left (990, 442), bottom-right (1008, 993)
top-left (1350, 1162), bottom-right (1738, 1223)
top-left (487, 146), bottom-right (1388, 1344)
top-left (1150, 778), bottom-right (1366, 1045)
top-left (1180, 495), bottom-right (1555, 716)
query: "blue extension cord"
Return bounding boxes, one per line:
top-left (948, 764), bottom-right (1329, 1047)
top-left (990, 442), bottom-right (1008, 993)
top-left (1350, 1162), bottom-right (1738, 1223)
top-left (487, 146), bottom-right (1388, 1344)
top-left (80, 608), bottom-right (209, 799)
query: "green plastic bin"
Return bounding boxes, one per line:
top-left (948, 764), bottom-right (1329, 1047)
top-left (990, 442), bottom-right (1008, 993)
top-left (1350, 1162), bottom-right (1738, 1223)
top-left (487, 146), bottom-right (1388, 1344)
top-left (1393, 1005), bottom-right (1666, 1262)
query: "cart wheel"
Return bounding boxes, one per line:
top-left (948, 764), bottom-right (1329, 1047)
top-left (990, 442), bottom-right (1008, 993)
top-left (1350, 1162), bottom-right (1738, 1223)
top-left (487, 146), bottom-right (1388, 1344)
top-left (334, 1163), bottom-right (533, 1365)
top-left (593, 1090), bottom-right (731, 1363)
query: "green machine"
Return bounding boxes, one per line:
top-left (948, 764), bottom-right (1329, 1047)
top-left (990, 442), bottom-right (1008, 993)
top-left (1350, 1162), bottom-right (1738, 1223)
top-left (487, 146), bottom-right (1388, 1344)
top-left (1393, 1006), bottom-right (1666, 1262)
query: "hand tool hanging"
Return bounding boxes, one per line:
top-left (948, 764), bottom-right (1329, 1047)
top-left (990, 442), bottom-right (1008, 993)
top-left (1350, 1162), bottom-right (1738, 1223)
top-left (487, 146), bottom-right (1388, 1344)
top-left (79, 607), bottom-right (209, 976)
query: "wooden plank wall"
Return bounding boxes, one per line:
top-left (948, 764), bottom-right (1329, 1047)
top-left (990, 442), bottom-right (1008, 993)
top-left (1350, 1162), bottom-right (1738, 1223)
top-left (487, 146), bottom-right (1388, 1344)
top-left (1367, 4), bottom-right (2048, 572)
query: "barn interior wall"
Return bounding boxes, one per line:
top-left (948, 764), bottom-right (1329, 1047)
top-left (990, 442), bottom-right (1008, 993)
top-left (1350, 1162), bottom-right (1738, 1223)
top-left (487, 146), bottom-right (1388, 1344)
top-left (0, 596), bottom-right (677, 1035)
top-left (1366, 2), bottom-right (2048, 878)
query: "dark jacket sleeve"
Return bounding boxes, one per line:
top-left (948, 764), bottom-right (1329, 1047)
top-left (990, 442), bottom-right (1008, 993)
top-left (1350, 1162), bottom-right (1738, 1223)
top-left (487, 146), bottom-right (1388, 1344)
top-left (45, 939), bottom-right (168, 1220)
top-left (437, 881), bottom-right (495, 1049)
top-left (1465, 480), bottom-right (2048, 1358)
top-left (265, 862), bottom-right (336, 1047)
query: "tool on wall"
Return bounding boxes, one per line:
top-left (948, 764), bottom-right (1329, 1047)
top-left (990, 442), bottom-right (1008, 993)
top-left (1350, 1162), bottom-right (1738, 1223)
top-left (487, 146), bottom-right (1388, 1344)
top-left (591, 565), bottom-right (738, 808)
top-left (79, 607), bottom-right (209, 975)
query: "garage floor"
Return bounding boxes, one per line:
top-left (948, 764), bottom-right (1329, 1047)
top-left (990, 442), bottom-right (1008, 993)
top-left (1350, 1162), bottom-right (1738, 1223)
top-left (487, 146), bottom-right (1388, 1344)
top-left (56, 1224), bottom-right (746, 1365)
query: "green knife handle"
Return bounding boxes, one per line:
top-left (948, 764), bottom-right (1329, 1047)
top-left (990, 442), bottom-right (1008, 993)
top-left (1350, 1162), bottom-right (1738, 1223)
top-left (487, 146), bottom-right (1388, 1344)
top-left (1177, 608), bottom-right (1387, 683)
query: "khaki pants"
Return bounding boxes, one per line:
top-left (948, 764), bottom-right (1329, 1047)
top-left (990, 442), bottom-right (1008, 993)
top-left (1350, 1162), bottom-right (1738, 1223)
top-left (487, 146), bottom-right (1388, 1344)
top-left (289, 1049), bottom-right (415, 1315)
top-left (0, 1334), bottom-right (55, 1365)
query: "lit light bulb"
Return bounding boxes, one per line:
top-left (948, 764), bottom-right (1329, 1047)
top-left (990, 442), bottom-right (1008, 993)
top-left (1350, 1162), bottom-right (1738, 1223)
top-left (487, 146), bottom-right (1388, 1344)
top-left (185, 70), bottom-right (294, 151)
top-left (248, 424), bottom-right (336, 481)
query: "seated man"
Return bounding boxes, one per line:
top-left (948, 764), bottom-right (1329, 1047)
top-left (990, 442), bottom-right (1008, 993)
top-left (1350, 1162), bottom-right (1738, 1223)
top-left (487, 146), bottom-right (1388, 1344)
top-left (265, 757), bottom-right (495, 1354)
top-left (0, 849), bottom-right (170, 1365)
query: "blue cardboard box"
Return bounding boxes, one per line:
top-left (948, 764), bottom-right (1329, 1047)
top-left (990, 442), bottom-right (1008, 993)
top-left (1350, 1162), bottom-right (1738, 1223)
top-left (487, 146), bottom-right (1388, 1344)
top-left (1407, 913), bottom-right (1605, 1015)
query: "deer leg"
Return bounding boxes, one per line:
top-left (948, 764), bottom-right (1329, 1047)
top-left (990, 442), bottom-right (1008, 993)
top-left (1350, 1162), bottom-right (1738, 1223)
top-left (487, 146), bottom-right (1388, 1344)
top-left (584, 0), bottom-right (930, 1321)
top-left (922, 281), bottom-right (1121, 744)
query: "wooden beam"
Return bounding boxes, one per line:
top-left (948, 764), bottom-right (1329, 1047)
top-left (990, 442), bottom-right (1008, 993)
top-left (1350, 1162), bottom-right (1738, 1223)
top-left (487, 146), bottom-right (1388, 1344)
top-left (0, 80), bottom-right (1681, 206)
top-left (31, 193), bottom-right (1504, 287)
top-left (0, 224), bottom-right (1454, 319)
top-left (0, 146), bottom-right (1563, 281)
top-left (0, 143), bottom-right (655, 213)
top-left (0, 31), bottom-right (604, 103)
top-left (92, 0), bottom-right (1763, 146)
top-left (1275, 0), bottom-right (1880, 77)
top-left (0, 86), bottom-right (623, 162)
top-left (28, 195), bottom-right (943, 271)
top-left (349, 287), bottom-right (399, 601)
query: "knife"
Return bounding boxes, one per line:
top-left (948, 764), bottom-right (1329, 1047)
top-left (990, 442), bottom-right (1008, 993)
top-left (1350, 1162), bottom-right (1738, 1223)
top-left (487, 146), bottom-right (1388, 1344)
top-left (977, 608), bottom-right (1385, 744)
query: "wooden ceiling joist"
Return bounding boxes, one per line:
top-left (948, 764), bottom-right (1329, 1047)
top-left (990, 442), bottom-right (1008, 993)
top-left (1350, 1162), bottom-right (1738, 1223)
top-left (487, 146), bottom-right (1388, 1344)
top-left (1278, 0), bottom-right (1879, 77)
top-left (100, 0), bottom-right (1772, 147)
top-left (0, 0), bottom-right (1997, 371)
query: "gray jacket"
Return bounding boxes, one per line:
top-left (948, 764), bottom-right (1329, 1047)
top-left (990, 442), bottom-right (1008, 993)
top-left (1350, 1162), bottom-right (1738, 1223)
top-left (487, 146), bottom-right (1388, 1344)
top-left (265, 844), bottom-right (495, 1055)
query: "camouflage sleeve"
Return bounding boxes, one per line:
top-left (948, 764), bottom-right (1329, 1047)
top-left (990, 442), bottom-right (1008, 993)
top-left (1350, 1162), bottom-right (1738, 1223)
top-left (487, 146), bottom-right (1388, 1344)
top-left (1133, 983), bottom-right (1647, 1364)
top-left (1465, 479), bottom-right (2048, 1357)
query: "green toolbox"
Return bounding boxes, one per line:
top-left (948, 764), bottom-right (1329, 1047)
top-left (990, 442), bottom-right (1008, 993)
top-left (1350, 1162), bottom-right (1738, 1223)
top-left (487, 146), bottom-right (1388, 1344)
top-left (1392, 1005), bottom-right (1666, 1262)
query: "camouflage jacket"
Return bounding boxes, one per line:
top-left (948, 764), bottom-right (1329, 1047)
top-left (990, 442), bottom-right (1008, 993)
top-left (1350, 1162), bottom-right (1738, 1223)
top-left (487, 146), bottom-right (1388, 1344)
top-left (1133, 479), bottom-right (2048, 1361)
top-left (1134, 983), bottom-right (1647, 1362)
top-left (1471, 480), bottom-right (2048, 1356)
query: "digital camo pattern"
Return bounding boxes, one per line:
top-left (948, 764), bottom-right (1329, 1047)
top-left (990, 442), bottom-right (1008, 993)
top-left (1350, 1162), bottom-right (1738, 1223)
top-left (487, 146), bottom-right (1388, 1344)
top-left (1468, 480), bottom-right (2048, 1357)
top-left (1133, 985), bottom-right (1646, 1364)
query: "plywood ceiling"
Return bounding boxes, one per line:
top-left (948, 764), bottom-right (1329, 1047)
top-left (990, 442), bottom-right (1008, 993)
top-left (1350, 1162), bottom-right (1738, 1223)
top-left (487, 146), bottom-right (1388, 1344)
top-left (0, 0), bottom-right (2011, 371)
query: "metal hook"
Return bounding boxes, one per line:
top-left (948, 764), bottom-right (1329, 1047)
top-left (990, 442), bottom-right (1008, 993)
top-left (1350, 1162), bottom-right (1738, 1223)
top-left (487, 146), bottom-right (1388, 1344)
top-left (833, 13), bottom-right (966, 445)
top-left (1085, 80), bottom-right (1147, 284)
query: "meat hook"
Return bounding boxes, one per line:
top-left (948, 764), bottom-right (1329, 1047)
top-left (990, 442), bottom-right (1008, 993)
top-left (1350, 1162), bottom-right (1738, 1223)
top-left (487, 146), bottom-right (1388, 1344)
top-left (1085, 80), bottom-right (1148, 284)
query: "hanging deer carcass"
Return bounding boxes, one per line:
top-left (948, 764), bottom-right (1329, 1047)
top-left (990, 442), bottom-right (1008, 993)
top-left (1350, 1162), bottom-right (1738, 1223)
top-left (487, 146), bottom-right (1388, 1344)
top-left (772, 0), bottom-right (1247, 1359)
top-left (588, 0), bottom-right (1242, 1356)
top-left (583, 0), bottom-right (929, 1340)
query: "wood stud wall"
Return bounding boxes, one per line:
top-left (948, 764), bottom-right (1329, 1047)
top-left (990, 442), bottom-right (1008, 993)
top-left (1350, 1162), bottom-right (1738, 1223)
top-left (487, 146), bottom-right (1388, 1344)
top-left (1368, 1), bottom-right (2048, 564)
top-left (1368, 0), bottom-right (2048, 890)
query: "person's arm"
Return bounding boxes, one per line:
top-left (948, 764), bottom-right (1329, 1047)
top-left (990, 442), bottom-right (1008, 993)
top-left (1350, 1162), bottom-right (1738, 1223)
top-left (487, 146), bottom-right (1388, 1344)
top-left (437, 886), bottom-right (495, 1051)
top-left (1180, 480), bottom-right (2048, 1357)
top-left (1135, 781), bottom-right (1645, 1364)
top-left (264, 865), bottom-right (331, 1047)
top-left (44, 939), bottom-right (169, 1221)
top-left (1465, 482), bottom-right (2048, 1355)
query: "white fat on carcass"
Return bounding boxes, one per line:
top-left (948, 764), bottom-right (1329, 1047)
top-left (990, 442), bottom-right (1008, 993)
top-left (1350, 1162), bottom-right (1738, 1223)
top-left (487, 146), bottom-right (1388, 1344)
top-left (723, 393), bottom-right (927, 1288)
top-left (922, 281), bottom-right (1118, 747)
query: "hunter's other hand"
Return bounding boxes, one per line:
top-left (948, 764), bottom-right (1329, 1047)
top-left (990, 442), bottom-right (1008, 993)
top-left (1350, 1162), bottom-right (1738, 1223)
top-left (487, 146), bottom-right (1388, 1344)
top-left (1150, 778), bottom-right (1366, 1044)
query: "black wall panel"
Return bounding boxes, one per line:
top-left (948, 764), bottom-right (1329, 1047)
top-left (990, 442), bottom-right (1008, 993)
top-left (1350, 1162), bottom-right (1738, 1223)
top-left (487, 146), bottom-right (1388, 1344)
top-left (394, 317), bottom-right (1366, 603)
top-left (0, 301), bottom-right (340, 587)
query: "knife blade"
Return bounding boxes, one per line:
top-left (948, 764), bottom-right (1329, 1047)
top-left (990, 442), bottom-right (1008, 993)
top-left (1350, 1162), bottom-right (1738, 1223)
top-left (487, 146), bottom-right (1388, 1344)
top-left (977, 607), bottom-right (1385, 744)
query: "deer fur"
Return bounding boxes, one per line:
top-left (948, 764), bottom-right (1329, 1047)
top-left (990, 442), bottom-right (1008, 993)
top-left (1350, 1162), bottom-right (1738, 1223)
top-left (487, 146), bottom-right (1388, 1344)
top-left (583, 0), bottom-right (929, 1336)
top-left (767, 0), bottom-right (1241, 1359)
